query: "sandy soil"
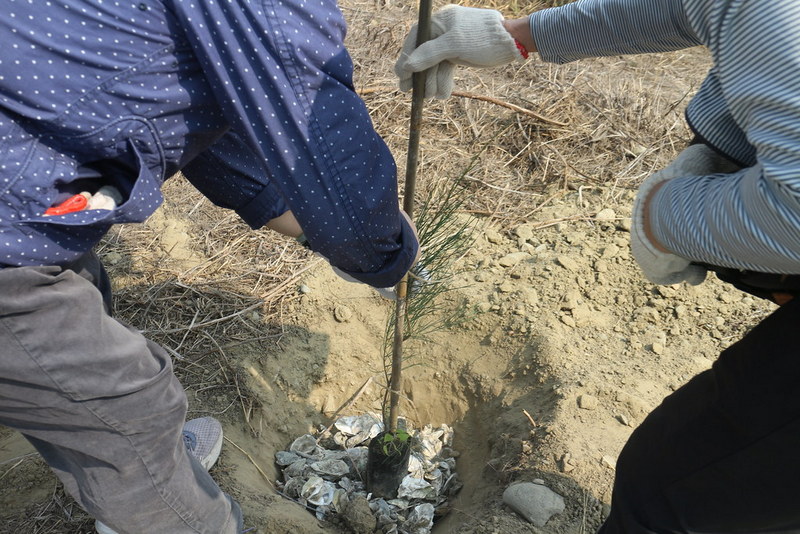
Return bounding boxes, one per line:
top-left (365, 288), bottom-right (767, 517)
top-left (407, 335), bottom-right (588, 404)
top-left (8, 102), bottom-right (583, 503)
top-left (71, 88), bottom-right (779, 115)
top-left (0, 1), bottom-right (778, 533)
top-left (220, 191), bottom-right (774, 534)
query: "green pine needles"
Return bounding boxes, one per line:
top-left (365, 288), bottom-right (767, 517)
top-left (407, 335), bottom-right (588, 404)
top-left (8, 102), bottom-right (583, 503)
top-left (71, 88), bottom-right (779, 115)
top-left (381, 170), bottom-right (478, 428)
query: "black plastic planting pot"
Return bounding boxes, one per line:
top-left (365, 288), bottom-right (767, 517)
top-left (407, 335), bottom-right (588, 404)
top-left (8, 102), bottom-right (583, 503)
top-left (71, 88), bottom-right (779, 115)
top-left (366, 431), bottom-right (412, 499)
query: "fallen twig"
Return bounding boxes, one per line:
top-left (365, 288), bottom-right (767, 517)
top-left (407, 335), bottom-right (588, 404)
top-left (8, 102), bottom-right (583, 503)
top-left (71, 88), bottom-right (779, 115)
top-left (223, 437), bottom-right (277, 492)
top-left (357, 86), bottom-right (568, 126)
top-left (522, 409), bottom-right (538, 428)
top-left (316, 376), bottom-right (375, 443)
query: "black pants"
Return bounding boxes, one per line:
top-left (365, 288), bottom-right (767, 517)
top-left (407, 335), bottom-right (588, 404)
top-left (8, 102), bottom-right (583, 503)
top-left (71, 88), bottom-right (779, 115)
top-left (598, 298), bottom-right (800, 533)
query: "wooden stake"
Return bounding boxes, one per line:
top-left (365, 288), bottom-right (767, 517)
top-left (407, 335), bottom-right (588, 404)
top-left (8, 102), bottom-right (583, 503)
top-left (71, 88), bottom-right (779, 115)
top-left (387, 0), bottom-right (433, 433)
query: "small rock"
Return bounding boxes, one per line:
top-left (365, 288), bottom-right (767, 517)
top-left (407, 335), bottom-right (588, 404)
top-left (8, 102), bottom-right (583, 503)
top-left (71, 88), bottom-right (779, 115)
top-left (485, 228), bottom-right (504, 244)
top-left (405, 503), bottom-right (435, 533)
top-left (342, 495), bottom-right (377, 534)
top-left (105, 251), bottom-right (123, 264)
top-left (283, 458), bottom-right (307, 478)
top-left (560, 315), bottom-right (576, 328)
top-left (634, 307), bottom-right (660, 323)
top-left (616, 414), bottom-right (632, 427)
top-left (522, 288), bottom-right (540, 306)
top-left (502, 482), bottom-right (565, 527)
top-left (651, 342), bottom-right (664, 355)
top-left (578, 394), bottom-right (599, 410)
top-left (563, 290), bottom-right (581, 310)
top-left (559, 453), bottom-right (576, 473)
top-left (514, 224), bottom-right (535, 242)
top-left (629, 142), bottom-right (647, 156)
top-left (301, 476), bottom-right (335, 506)
top-left (299, 284), bottom-right (311, 294)
top-left (282, 476), bottom-right (304, 499)
top-left (571, 305), bottom-right (594, 327)
top-left (601, 455), bottom-right (617, 470)
top-left (333, 304), bottom-right (352, 322)
top-left (321, 395), bottom-right (337, 415)
top-left (290, 434), bottom-right (319, 456)
top-left (275, 451), bottom-right (301, 466)
top-left (498, 252), bottom-right (530, 268)
top-left (310, 459), bottom-right (350, 477)
top-left (601, 244), bottom-right (620, 259)
top-left (498, 281), bottom-right (516, 293)
top-left (595, 208), bottom-right (616, 222)
top-left (556, 256), bottom-right (579, 272)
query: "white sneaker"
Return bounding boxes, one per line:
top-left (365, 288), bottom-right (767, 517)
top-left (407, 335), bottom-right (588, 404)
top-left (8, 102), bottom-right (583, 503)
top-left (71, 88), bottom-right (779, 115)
top-left (95, 521), bottom-right (117, 534)
top-left (95, 417), bottom-right (224, 533)
top-left (181, 416), bottom-right (224, 471)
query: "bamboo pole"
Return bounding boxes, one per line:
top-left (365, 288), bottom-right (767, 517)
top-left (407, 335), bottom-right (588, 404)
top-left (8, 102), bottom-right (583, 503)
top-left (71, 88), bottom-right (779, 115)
top-left (387, 0), bottom-right (433, 433)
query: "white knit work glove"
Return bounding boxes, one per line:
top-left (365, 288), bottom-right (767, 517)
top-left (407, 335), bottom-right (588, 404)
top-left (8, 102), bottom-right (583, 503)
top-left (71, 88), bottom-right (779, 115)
top-left (395, 5), bottom-right (524, 99)
top-left (631, 144), bottom-right (740, 285)
top-left (319, 257), bottom-right (431, 300)
top-left (324, 256), bottom-right (398, 300)
top-left (295, 234), bottom-right (397, 299)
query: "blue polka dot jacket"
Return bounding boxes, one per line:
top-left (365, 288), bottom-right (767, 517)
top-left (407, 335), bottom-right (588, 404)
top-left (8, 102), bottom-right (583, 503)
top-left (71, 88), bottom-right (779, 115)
top-left (0, 0), bottom-right (418, 288)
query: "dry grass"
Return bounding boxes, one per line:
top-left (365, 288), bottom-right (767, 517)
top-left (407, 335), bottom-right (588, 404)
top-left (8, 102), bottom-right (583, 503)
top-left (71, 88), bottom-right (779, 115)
top-left (0, 479), bottom-right (95, 533)
top-left (1, 0), bottom-right (711, 530)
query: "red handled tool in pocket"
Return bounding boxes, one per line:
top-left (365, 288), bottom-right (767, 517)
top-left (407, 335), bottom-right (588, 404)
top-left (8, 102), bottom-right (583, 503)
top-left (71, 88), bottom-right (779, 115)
top-left (44, 193), bottom-right (90, 216)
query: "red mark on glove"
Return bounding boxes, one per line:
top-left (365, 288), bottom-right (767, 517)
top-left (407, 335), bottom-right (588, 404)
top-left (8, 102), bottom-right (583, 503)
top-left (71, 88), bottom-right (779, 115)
top-left (514, 39), bottom-right (529, 59)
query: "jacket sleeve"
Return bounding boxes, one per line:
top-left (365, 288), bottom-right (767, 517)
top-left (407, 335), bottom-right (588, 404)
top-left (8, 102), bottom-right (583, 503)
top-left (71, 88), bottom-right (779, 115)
top-left (529, 0), bottom-right (701, 64)
top-left (530, 0), bottom-right (800, 275)
top-left (649, 0), bottom-right (800, 274)
top-left (169, 0), bottom-right (418, 288)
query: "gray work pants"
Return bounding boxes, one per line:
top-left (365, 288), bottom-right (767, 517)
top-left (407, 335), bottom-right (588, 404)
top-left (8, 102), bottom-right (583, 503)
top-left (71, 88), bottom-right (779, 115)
top-left (0, 253), bottom-right (242, 533)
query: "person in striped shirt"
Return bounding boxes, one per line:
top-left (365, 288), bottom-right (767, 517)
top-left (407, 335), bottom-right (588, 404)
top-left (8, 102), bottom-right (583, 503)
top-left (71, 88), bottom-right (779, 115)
top-left (0, 0), bottom-right (419, 532)
top-left (397, 1), bottom-right (800, 532)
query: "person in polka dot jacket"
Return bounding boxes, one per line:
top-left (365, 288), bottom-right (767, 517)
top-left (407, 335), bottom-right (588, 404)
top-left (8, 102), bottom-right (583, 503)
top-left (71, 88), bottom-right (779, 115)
top-left (0, 0), bottom-right (419, 532)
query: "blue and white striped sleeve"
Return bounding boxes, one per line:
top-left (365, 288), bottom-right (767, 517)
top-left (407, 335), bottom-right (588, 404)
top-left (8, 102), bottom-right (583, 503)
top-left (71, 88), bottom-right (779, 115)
top-left (650, 0), bottom-right (800, 274)
top-left (529, 0), bottom-right (800, 275)
top-left (528, 0), bottom-right (701, 64)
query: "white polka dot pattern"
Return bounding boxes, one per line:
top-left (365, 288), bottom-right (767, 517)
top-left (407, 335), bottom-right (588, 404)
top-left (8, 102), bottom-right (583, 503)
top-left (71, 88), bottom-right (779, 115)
top-left (0, 0), bottom-right (418, 287)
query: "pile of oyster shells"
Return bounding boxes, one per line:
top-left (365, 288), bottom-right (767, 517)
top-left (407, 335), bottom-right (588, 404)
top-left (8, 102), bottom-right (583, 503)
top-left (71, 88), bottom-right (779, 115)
top-left (274, 414), bottom-right (462, 534)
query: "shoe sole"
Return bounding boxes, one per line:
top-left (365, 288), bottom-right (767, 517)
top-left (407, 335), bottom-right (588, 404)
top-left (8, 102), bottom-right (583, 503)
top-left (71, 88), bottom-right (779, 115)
top-left (199, 431), bottom-right (223, 471)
